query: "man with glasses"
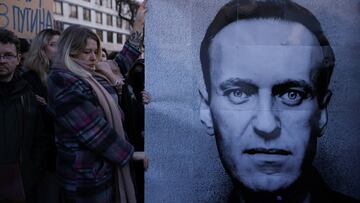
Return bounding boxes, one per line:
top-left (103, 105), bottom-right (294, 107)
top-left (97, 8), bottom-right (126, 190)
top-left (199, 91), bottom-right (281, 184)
top-left (0, 29), bottom-right (48, 202)
top-left (0, 45), bottom-right (18, 81)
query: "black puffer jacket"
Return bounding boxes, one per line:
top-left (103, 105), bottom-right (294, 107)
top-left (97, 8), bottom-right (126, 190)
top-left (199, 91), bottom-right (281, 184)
top-left (0, 72), bottom-right (48, 202)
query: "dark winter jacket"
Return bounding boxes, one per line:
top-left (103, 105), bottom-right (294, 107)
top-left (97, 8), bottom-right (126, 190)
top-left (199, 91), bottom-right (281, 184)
top-left (228, 167), bottom-right (360, 203)
top-left (22, 69), bottom-right (57, 171)
top-left (0, 72), bottom-right (48, 202)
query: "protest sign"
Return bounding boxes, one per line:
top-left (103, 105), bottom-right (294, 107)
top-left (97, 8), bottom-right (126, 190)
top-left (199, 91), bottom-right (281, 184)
top-left (0, 0), bottom-right (54, 38)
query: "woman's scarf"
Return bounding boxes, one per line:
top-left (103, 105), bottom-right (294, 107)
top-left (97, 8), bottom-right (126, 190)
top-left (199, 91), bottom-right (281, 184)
top-left (72, 58), bottom-right (136, 203)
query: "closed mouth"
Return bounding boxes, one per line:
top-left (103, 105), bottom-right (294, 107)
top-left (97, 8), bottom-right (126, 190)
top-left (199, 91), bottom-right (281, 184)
top-left (244, 148), bottom-right (292, 155)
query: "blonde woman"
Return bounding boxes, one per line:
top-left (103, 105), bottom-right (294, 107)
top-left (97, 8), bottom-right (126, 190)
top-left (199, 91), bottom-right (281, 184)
top-left (23, 29), bottom-right (60, 105)
top-left (22, 29), bottom-right (61, 203)
top-left (47, 9), bottom-right (146, 203)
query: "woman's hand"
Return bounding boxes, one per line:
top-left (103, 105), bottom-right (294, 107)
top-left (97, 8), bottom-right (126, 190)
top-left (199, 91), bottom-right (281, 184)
top-left (96, 61), bottom-right (124, 94)
top-left (35, 95), bottom-right (47, 105)
top-left (141, 90), bottom-right (151, 105)
top-left (129, 0), bottom-right (147, 49)
top-left (132, 151), bottom-right (149, 171)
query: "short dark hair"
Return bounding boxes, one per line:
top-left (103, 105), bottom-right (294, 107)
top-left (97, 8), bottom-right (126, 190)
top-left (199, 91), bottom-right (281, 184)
top-left (200, 0), bottom-right (335, 104)
top-left (128, 59), bottom-right (145, 93)
top-left (102, 48), bottom-right (108, 57)
top-left (0, 29), bottom-right (20, 54)
top-left (108, 51), bottom-right (119, 60)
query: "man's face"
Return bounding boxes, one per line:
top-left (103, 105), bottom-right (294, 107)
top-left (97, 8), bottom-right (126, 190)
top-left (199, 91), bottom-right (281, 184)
top-left (201, 19), bottom-right (328, 192)
top-left (0, 42), bottom-right (19, 82)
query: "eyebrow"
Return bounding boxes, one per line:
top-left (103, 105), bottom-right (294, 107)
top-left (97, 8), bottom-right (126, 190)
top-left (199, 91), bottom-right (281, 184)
top-left (83, 49), bottom-right (98, 53)
top-left (219, 78), bottom-right (258, 91)
top-left (0, 52), bottom-right (17, 55)
top-left (272, 80), bottom-right (314, 96)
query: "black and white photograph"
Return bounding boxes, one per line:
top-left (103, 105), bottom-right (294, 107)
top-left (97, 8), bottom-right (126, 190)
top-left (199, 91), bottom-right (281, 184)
top-left (1, 0), bottom-right (360, 202)
top-left (146, 0), bottom-right (360, 202)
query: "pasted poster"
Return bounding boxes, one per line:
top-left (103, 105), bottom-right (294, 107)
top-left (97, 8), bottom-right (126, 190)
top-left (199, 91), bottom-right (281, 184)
top-left (0, 0), bottom-right (54, 39)
top-left (145, 0), bottom-right (360, 202)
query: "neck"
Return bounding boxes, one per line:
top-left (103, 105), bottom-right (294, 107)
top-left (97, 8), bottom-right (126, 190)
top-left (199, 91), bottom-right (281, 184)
top-left (72, 58), bottom-right (96, 73)
top-left (0, 72), bottom-right (14, 82)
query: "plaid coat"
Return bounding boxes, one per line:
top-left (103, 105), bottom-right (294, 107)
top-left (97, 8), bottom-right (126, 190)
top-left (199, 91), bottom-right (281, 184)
top-left (47, 42), bottom-right (140, 202)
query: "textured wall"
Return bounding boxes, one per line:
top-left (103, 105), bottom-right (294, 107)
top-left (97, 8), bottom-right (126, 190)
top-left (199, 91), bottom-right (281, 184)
top-left (145, 0), bottom-right (360, 202)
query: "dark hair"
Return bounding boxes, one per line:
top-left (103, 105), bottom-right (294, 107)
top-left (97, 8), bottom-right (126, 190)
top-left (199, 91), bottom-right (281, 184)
top-left (19, 38), bottom-right (31, 54)
top-left (200, 0), bottom-right (335, 103)
top-left (40, 28), bottom-right (61, 37)
top-left (108, 51), bottom-right (119, 60)
top-left (102, 48), bottom-right (108, 57)
top-left (0, 29), bottom-right (20, 54)
top-left (128, 59), bottom-right (145, 96)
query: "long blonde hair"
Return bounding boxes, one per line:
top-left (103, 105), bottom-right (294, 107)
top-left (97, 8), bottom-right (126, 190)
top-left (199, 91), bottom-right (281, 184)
top-left (54, 25), bottom-right (101, 78)
top-left (24, 29), bottom-right (60, 86)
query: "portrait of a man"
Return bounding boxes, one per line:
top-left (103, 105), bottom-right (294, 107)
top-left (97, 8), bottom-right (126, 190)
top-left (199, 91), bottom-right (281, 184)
top-left (145, 0), bottom-right (360, 202)
top-left (199, 0), bottom-right (359, 202)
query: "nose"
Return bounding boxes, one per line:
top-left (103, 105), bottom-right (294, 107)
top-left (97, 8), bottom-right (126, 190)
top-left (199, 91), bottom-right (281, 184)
top-left (89, 51), bottom-right (97, 61)
top-left (252, 90), bottom-right (281, 140)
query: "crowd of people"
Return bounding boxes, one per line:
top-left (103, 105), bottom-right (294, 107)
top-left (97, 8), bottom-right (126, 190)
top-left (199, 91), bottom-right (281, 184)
top-left (0, 1), bottom-right (148, 203)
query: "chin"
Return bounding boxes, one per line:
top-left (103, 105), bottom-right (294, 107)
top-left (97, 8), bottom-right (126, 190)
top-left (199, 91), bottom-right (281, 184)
top-left (89, 65), bottom-right (96, 70)
top-left (238, 173), bottom-right (298, 192)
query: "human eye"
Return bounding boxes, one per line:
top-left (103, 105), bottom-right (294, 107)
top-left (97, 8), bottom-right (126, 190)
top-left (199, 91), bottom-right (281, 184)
top-left (223, 88), bottom-right (251, 104)
top-left (3, 53), bottom-right (16, 59)
top-left (278, 89), bottom-right (309, 106)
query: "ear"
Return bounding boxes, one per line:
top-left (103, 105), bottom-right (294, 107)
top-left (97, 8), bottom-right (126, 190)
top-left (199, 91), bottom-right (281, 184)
top-left (320, 90), bottom-right (332, 109)
top-left (199, 88), bottom-right (215, 136)
top-left (16, 54), bottom-right (21, 66)
top-left (318, 90), bottom-right (332, 137)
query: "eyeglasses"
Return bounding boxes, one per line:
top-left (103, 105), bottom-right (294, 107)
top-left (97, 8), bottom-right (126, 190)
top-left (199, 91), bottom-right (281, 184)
top-left (0, 54), bottom-right (17, 61)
